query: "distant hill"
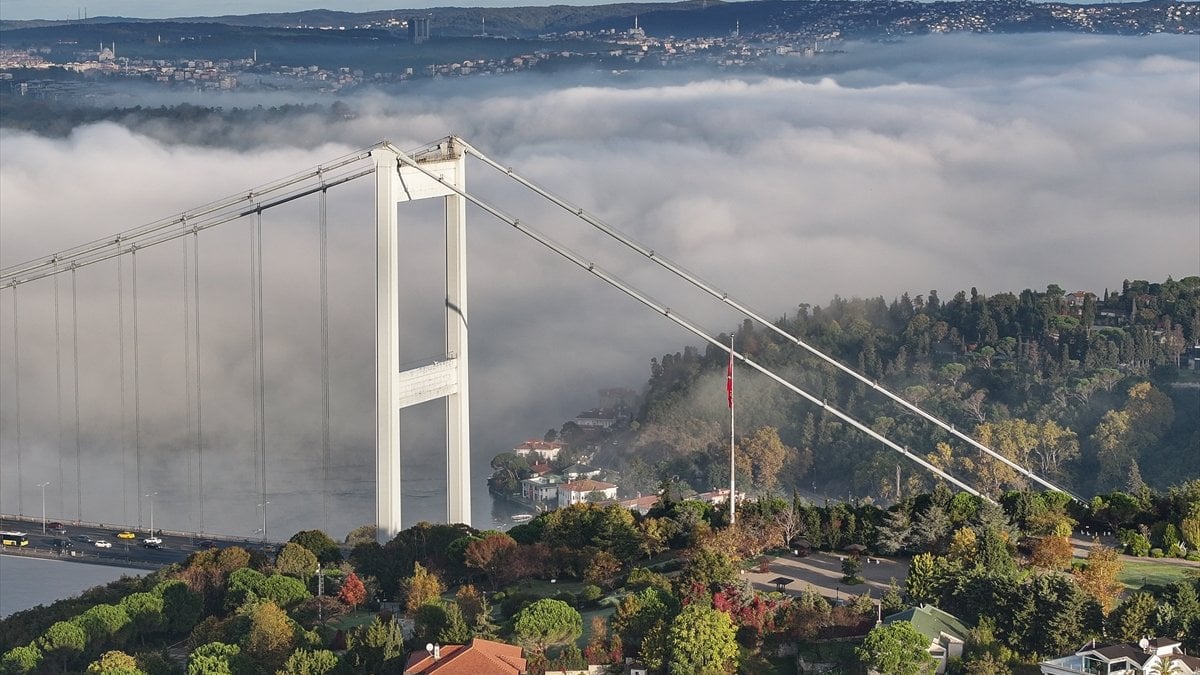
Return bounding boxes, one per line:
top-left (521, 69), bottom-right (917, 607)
top-left (3, 0), bottom-right (1195, 38)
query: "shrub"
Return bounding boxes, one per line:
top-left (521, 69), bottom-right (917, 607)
top-left (579, 585), bottom-right (603, 605)
top-left (1150, 548), bottom-right (1165, 558)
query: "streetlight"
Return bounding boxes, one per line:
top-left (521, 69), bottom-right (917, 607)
top-left (257, 501), bottom-right (270, 542)
top-left (144, 492), bottom-right (158, 535)
top-left (37, 482), bottom-right (51, 534)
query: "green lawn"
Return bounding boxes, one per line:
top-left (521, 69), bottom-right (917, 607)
top-left (327, 609), bottom-right (378, 631)
top-left (1114, 559), bottom-right (1193, 589)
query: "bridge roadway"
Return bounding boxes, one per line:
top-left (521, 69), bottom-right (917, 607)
top-left (0, 514), bottom-right (278, 571)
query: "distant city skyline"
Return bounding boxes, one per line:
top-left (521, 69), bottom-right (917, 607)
top-left (0, 0), bottom-right (1128, 22)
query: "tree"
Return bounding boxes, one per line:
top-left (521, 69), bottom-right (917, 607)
top-left (259, 574), bottom-right (312, 608)
top-left (613, 587), bottom-right (675, 655)
top-left (412, 603), bottom-right (450, 646)
top-left (345, 617), bottom-right (404, 672)
top-left (1, 645), bottom-right (42, 674)
top-left (856, 621), bottom-right (936, 675)
top-left (289, 530), bottom-right (343, 565)
top-left (344, 524), bottom-right (376, 547)
top-left (156, 579), bottom-right (203, 638)
top-left (36, 621), bottom-right (85, 672)
top-left (338, 571), bottom-right (367, 611)
top-left (275, 543), bottom-right (319, 581)
top-left (1108, 592), bottom-right (1159, 642)
top-left (187, 641), bottom-right (245, 675)
top-left (875, 508), bottom-right (913, 555)
top-left (463, 532), bottom-right (517, 591)
top-left (439, 602), bottom-right (473, 644)
top-left (513, 598), bottom-right (584, 655)
top-left (454, 584), bottom-right (486, 627)
top-left (666, 603), bottom-right (739, 675)
top-left (585, 550), bottom-right (623, 590)
top-left (679, 547), bottom-right (738, 594)
top-left (119, 592), bottom-right (163, 644)
top-left (736, 426), bottom-right (792, 493)
top-left (402, 562), bottom-right (446, 615)
top-left (1029, 535), bottom-right (1074, 571)
top-left (277, 649), bottom-right (339, 675)
top-left (245, 601), bottom-right (295, 672)
top-left (1074, 543), bottom-right (1125, 614)
top-left (86, 650), bottom-right (145, 675)
top-left (74, 604), bottom-right (131, 644)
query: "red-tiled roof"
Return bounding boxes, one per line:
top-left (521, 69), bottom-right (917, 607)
top-left (403, 638), bottom-right (525, 675)
top-left (560, 479), bottom-right (617, 493)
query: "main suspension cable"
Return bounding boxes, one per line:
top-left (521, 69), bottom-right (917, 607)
top-left (389, 144), bottom-right (988, 501)
top-left (459, 139), bottom-right (1080, 502)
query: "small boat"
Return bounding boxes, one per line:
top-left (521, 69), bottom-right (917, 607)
top-left (511, 513), bottom-right (533, 522)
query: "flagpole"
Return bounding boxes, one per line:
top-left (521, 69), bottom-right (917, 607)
top-left (729, 330), bottom-right (736, 525)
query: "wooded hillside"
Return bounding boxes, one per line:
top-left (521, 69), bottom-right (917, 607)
top-left (620, 276), bottom-right (1200, 501)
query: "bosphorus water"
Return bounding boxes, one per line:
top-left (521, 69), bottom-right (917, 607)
top-left (0, 555), bottom-right (144, 618)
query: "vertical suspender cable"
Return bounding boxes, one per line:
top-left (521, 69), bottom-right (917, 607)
top-left (117, 256), bottom-right (129, 523)
top-left (183, 237), bottom-right (194, 531)
top-left (54, 267), bottom-right (65, 518)
top-left (132, 248), bottom-right (143, 529)
top-left (256, 212), bottom-right (268, 524)
top-left (319, 189), bottom-right (331, 533)
top-left (194, 232), bottom-right (204, 534)
top-left (11, 287), bottom-right (23, 516)
top-left (72, 267), bottom-right (83, 521)
top-left (250, 212), bottom-right (264, 518)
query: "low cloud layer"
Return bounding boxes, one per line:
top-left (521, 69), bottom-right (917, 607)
top-left (1, 33), bottom-right (1196, 538)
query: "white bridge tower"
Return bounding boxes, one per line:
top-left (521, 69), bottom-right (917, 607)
top-left (372, 139), bottom-right (471, 543)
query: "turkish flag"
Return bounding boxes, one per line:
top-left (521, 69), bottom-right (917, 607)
top-left (727, 345), bottom-right (734, 409)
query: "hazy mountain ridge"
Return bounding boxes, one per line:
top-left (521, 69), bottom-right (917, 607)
top-left (2, 0), bottom-right (1195, 38)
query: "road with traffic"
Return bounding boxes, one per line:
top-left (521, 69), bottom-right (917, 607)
top-left (0, 515), bottom-right (277, 570)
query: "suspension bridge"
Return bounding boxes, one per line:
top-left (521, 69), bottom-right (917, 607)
top-left (0, 136), bottom-right (1078, 545)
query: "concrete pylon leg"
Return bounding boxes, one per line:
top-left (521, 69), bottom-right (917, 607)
top-left (445, 144), bottom-right (470, 526)
top-left (374, 148), bottom-right (403, 544)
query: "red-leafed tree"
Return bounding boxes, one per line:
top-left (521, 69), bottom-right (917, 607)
top-left (339, 572), bottom-right (367, 611)
top-left (464, 533), bottom-right (518, 590)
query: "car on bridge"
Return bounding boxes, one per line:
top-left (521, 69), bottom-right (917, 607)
top-left (73, 534), bottom-right (92, 543)
top-left (143, 536), bottom-right (163, 548)
top-left (48, 522), bottom-right (66, 533)
top-left (94, 540), bottom-right (112, 548)
top-left (116, 531), bottom-right (136, 539)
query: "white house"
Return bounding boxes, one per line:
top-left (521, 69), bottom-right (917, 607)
top-left (557, 479), bottom-right (618, 508)
top-left (513, 439), bottom-right (563, 462)
top-left (1041, 637), bottom-right (1200, 674)
top-left (520, 475), bottom-right (562, 503)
